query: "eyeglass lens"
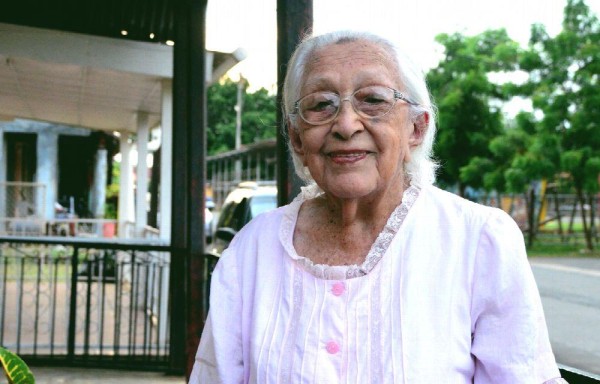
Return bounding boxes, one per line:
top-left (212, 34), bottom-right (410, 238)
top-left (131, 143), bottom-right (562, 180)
top-left (298, 86), bottom-right (397, 124)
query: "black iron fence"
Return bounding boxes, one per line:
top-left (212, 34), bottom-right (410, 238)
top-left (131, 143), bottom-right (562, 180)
top-left (0, 236), bottom-right (172, 370)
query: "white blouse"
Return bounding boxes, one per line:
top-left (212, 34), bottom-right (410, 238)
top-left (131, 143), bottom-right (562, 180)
top-left (190, 185), bottom-right (566, 383)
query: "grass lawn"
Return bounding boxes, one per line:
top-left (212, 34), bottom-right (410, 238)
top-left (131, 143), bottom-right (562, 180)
top-left (527, 232), bottom-right (600, 258)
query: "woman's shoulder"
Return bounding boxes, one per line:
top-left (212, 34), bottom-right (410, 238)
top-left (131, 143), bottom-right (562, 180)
top-left (420, 185), bottom-right (516, 228)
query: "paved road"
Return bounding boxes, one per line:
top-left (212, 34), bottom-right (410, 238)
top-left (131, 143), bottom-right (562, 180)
top-left (530, 257), bottom-right (600, 376)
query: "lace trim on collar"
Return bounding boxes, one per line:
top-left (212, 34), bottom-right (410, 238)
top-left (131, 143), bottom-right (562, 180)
top-left (280, 185), bottom-right (421, 280)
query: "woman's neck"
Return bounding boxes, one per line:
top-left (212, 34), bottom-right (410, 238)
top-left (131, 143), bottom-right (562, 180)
top-left (294, 188), bottom-right (404, 266)
top-left (321, 183), bottom-right (405, 228)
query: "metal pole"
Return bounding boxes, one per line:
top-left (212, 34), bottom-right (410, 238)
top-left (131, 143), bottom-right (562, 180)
top-left (276, 0), bottom-right (313, 206)
top-left (170, 0), bottom-right (208, 377)
top-left (234, 76), bottom-right (244, 183)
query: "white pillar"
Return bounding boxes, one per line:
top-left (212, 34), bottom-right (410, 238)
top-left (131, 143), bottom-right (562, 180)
top-left (135, 112), bottom-right (149, 236)
top-left (157, 80), bottom-right (172, 345)
top-left (36, 131), bottom-right (58, 220)
top-left (159, 79), bottom-right (172, 242)
top-left (118, 133), bottom-right (135, 237)
top-left (89, 148), bottom-right (108, 218)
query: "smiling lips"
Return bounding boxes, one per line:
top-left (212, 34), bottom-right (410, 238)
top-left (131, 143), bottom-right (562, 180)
top-left (327, 150), bottom-right (370, 164)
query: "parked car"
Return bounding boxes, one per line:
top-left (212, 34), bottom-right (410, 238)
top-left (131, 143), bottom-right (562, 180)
top-left (208, 181), bottom-right (277, 254)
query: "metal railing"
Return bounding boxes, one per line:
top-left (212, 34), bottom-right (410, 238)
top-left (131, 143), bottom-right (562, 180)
top-left (207, 138), bottom-right (277, 209)
top-left (475, 192), bottom-right (599, 245)
top-left (0, 236), bottom-right (172, 370)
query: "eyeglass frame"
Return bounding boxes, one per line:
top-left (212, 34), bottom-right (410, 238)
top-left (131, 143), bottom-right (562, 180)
top-left (290, 86), bottom-right (419, 126)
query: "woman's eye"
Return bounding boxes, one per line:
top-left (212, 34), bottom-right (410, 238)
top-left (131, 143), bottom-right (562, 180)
top-left (363, 95), bottom-right (386, 104)
top-left (307, 100), bottom-right (335, 111)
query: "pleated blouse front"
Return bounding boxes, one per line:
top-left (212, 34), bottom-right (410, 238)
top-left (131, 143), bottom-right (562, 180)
top-left (190, 185), bottom-right (563, 384)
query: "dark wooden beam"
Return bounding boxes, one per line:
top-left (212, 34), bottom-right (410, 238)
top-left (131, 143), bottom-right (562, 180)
top-left (170, 0), bottom-right (208, 378)
top-left (276, 0), bottom-right (313, 205)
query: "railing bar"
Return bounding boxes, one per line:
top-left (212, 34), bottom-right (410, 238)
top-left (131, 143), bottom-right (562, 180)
top-left (33, 253), bottom-right (42, 355)
top-left (128, 251), bottom-right (136, 355)
top-left (67, 246), bottom-right (79, 362)
top-left (95, 250), bottom-right (103, 354)
top-left (164, 299), bottom-right (170, 358)
top-left (50, 257), bottom-right (59, 356)
top-left (143, 261), bottom-right (152, 356)
top-left (132, 256), bottom-right (141, 356)
top-left (141, 262), bottom-right (148, 356)
top-left (0, 253), bottom-right (7, 345)
top-left (0, 236), bottom-right (171, 252)
top-left (98, 250), bottom-right (109, 357)
top-left (149, 261), bottom-right (158, 358)
top-left (84, 251), bottom-right (93, 356)
top-left (155, 263), bottom-right (163, 360)
top-left (16, 256), bottom-right (25, 354)
top-left (63, 250), bottom-right (71, 355)
top-left (113, 256), bottom-right (122, 358)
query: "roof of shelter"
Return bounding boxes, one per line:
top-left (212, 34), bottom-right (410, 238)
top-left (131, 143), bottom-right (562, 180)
top-left (0, 0), bottom-right (176, 45)
top-left (0, 0), bottom-right (241, 133)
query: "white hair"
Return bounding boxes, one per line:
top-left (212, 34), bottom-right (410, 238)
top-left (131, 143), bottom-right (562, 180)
top-left (282, 30), bottom-right (438, 187)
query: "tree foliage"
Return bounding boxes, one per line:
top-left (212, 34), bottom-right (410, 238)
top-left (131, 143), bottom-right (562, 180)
top-left (206, 79), bottom-right (277, 155)
top-left (427, 29), bottom-right (520, 195)
top-left (520, 0), bottom-right (600, 248)
top-left (429, 0), bottom-right (600, 248)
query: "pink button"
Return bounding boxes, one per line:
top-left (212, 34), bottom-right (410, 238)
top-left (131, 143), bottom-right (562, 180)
top-left (331, 282), bottom-right (345, 296)
top-left (326, 341), bottom-right (340, 354)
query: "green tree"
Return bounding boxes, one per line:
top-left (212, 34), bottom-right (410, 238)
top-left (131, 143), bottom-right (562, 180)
top-left (427, 29), bottom-right (520, 196)
top-left (206, 79), bottom-right (277, 155)
top-left (521, 0), bottom-right (600, 249)
top-left (504, 112), bottom-right (560, 245)
top-left (460, 115), bottom-right (534, 196)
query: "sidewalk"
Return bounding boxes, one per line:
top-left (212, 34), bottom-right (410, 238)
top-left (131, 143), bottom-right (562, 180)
top-left (32, 367), bottom-right (186, 383)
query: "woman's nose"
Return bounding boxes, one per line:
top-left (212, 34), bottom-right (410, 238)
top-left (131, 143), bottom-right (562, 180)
top-left (331, 99), bottom-right (364, 139)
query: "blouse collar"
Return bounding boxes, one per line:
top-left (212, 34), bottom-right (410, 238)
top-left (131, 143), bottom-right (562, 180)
top-left (280, 184), bottom-right (422, 280)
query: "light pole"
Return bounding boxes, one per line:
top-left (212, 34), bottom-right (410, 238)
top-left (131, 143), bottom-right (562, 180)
top-left (234, 75), bottom-right (245, 183)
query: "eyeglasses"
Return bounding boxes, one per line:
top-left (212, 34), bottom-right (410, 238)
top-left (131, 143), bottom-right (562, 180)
top-left (291, 85), bottom-right (417, 125)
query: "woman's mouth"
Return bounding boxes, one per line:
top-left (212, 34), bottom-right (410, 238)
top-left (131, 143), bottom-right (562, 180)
top-left (327, 151), bottom-right (369, 164)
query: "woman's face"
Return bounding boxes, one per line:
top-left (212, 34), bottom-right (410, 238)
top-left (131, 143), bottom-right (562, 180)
top-left (290, 40), bottom-right (424, 201)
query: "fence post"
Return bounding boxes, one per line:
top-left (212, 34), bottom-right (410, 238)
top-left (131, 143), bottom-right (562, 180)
top-left (67, 246), bottom-right (79, 362)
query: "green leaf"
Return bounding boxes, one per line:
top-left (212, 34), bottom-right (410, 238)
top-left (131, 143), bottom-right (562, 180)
top-left (0, 347), bottom-right (35, 384)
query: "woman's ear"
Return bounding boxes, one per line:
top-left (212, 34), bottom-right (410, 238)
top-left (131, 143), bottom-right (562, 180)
top-left (409, 112), bottom-right (429, 148)
top-left (288, 121), bottom-right (305, 157)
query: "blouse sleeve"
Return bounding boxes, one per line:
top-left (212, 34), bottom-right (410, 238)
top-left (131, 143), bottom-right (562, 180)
top-left (470, 209), bottom-right (563, 383)
top-left (189, 246), bottom-right (244, 384)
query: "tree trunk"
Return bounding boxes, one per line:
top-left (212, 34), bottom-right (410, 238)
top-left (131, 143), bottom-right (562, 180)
top-left (459, 183), bottom-right (467, 198)
top-left (589, 194), bottom-right (597, 246)
top-left (577, 188), bottom-right (594, 251)
top-left (568, 196), bottom-right (577, 234)
top-left (526, 188), bottom-right (536, 247)
top-left (553, 189), bottom-right (564, 241)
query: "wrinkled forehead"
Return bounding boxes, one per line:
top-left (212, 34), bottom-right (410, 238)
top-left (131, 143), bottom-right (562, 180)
top-left (302, 39), bottom-right (401, 90)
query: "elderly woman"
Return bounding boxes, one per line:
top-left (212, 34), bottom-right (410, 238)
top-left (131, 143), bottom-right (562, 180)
top-left (190, 30), bottom-right (565, 383)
